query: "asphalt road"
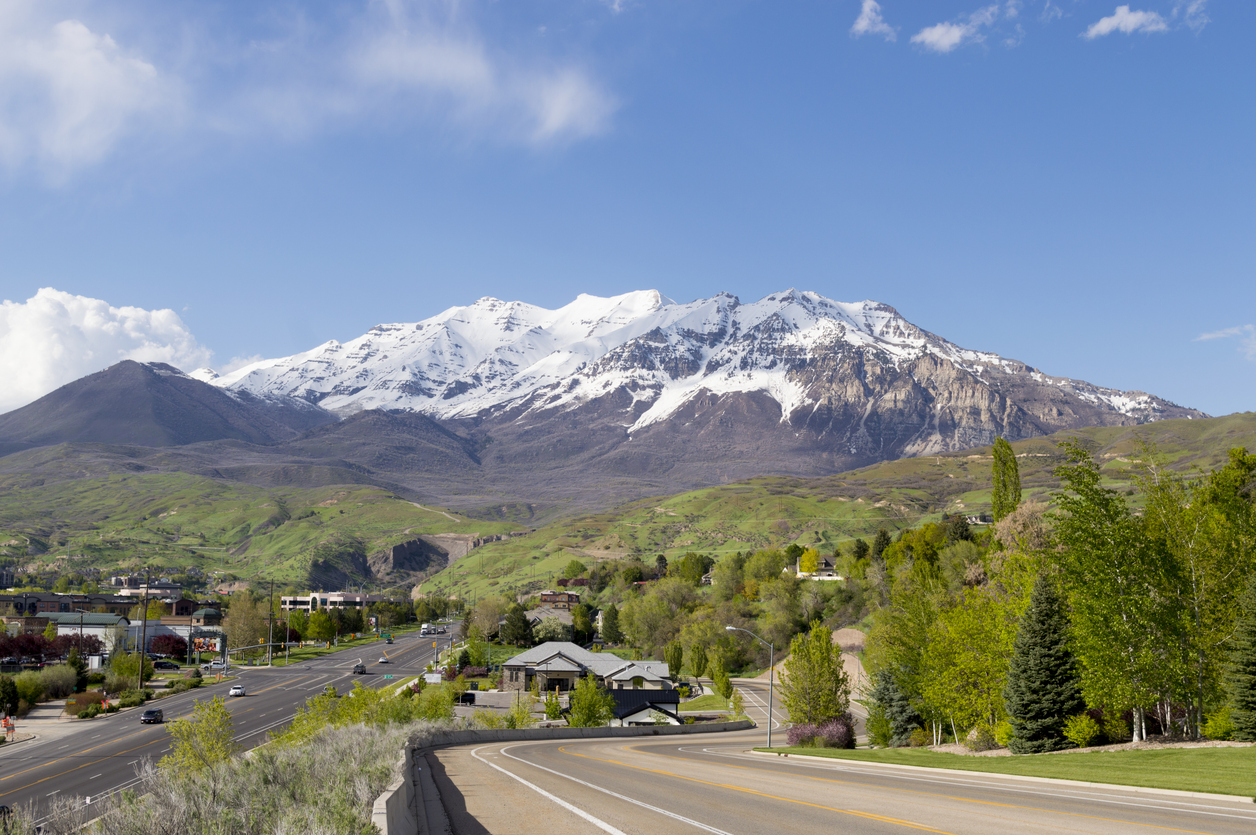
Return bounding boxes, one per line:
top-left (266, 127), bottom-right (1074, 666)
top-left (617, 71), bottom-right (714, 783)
top-left (0, 629), bottom-right (446, 819)
top-left (429, 679), bottom-right (1256, 835)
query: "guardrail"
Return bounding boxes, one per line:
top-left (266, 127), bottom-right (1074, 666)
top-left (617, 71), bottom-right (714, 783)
top-left (373, 719), bottom-right (755, 835)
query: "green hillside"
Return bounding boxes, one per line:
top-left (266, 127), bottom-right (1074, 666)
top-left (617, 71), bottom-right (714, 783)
top-left (421, 411), bottom-right (1256, 600)
top-left (0, 472), bottom-right (514, 586)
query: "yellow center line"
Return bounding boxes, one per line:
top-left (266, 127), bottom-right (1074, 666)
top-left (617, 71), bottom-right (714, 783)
top-left (0, 737), bottom-right (164, 801)
top-left (557, 746), bottom-right (958, 834)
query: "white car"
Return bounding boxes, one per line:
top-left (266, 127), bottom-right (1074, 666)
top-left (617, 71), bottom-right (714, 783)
top-left (377, 656), bottom-right (389, 664)
top-left (228, 685), bottom-right (246, 697)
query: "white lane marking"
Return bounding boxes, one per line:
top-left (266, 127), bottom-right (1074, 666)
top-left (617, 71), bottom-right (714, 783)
top-left (491, 743), bottom-right (734, 835)
top-left (470, 745), bottom-right (628, 835)
top-left (687, 745), bottom-right (1256, 823)
top-left (89, 773), bottom-right (101, 779)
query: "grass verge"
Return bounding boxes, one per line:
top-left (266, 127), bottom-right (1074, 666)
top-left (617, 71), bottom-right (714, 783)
top-left (682, 694), bottom-right (732, 712)
top-left (758, 745), bottom-right (1256, 798)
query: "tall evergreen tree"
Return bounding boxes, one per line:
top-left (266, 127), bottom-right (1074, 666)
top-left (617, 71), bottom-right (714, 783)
top-left (600, 603), bottom-right (622, 644)
top-left (991, 436), bottom-right (1022, 522)
top-left (869, 672), bottom-right (921, 747)
top-left (871, 529), bottom-right (892, 562)
top-left (1004, 574), bottom-right (1084, 752)
top-left (1225, 577), bottom-right (1256, 741)
top-left (500, 603), bottom-right (534, 647)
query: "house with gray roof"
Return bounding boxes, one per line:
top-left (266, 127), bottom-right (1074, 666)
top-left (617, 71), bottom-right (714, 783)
top-left (502, 642), bottom-right (670, 694)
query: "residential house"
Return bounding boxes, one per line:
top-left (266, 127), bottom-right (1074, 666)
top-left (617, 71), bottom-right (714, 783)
top-left (502, 642), bottom-right (669, 694)
top-left (607, 689), bottom-right (682, 726)
top-left (537, 590), bottom-right (580, 610)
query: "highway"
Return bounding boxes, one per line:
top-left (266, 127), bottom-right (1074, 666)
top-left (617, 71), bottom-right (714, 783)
top-left (428, 679), bottom-right (1256, 835)
top-left (0, 628), bottom-right (445, 819)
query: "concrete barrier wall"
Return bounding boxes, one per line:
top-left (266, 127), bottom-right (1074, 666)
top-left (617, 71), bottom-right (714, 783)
top-left (371, 719), bottom-right (755, 835)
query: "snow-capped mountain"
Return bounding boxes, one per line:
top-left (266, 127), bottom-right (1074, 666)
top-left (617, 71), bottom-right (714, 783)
top-left (210, 289), bottom-right (1201, 454)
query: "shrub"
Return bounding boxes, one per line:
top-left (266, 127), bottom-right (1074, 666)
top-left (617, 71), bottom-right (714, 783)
top-left (41, 665), bottom-right (78, 699)
top-left (1063, 713), bottom-right (1101, 748)
top-left (14, 670), bottom-right (44, 705)
top-left (1204, 705), bottom-right (1235, 741)
top-left (461, 666), bottom-right (488, 679)
top-left (866, 703), bottom-right (892, 748)
top-left (787, 723), bottom-right (818, 746)
top-left (908, 726), bottom-right (931, 747)
top-left (65, 690), bottom-right (106, 718)
top-left (816, 715), bottom-right (857, 748)
top-left (86, 672), bottom-right (106, 687)
top-left (16, 699), bottom-right (30, 718)
top-left (189, 668), bottom-right (203, 680)
top-left (117, 690), bottom-right (148, 708)
top-left (994, 720), bottom-right (1015, 749)
top-left (104, 674), bottom-right (131, 695)
top-left (964, 725), bottom-right (998, 752)
top-left (79, 704), bottom-right (101, 719)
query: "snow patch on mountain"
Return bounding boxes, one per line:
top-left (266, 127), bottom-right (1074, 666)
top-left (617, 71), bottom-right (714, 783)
top-left (209, 288), bottom-right (1194, 426)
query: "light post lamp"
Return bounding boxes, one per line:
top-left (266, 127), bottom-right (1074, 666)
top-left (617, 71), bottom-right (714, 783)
top-left (725, 625), bottom-right (775, 749)
top-left (74, 609), bottom-right (89, 656)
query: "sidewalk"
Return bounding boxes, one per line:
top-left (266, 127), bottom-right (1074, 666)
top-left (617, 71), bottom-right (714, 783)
top-left (3, 702), bottom-right (84, 747)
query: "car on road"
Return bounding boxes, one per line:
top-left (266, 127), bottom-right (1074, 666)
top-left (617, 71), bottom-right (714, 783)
top-left (140, 708), bottom-right (163, 724)
top-left (385, 637), bottom-right (393, 644)
top-left (201, 660), bottom-right (228, 671)
top-left (377, 656), bottom-right (389, 664)
top-left (228, 685), bottom-right (246, 697)
top-left (153, 660), bottom-right (180, 670)
top-left (352, 663), bottom-right (367, 674)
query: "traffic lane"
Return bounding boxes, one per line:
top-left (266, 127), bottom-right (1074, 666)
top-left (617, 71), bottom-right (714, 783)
top-left (440, 734), bottom-right (1256, 835)
top-left (640, 735), bottom-right (1256, 835)
top-left (0, 636), bottom-right (444, 811)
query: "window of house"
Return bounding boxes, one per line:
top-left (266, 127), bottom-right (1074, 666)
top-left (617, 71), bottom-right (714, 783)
top-left (632, 677), bottom-right (644, 689)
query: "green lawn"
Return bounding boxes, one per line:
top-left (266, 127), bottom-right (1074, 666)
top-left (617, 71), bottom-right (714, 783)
top-left (760, 745), bottom-right (1256, 798)
top-left (682, 693), bottom-right (733, 712)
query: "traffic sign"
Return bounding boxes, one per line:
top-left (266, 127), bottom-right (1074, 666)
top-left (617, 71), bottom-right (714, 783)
top-left (383, 675), bottom-right (394, 679)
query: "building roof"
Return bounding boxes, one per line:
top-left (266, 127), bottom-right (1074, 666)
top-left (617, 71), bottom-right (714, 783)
top-left (607, 662), bottom-right (669, 683)
top-left (607, 688), bottom-right (681, 719)
top-left (503, 642), bottom-right (669, 679)
top-left (192, 608), bottom-right (221, 618)
top-left (42, 612), bottom-right (129, 627)
top-left (535, 657), bottom-right (584, 673)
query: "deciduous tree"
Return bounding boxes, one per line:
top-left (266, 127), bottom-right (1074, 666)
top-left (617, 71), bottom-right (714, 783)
top-left (778, 621), bottom-right (850, 726)
top-left (161, 696), bottom-right (240, 774)
top-left (991, 436), bottom-right (1021, 523)
top-left (567, 675), bottom-right (614, 727)
top-left (1226, 577), bottom-right (1256, 741)
top-left (664, 640), bottom-right (683, 682)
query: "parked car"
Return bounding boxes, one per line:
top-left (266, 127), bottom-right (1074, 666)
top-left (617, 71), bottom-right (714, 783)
top-left (140, 708), bottom-right (164, 724)
top-left (352, 663), bottom-right (367, 674)
top-left (153, 660), bottom-right (179, 670)
top-left (228, 685), bottom-right (246, 697)
top-left (201, 660), bottom-right (228, 671)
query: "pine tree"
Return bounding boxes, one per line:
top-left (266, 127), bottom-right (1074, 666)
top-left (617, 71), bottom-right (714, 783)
top-left (869, 672), bottom-right (921, 747)
top-left (871, 529), bottom-right (892, 562)
top-left (500, 604), bottom-right (534, 647)
top-left (601, 604), bottom-right (622, 644)
top-left (1225, 577), bottom-right (1256, 741)
top-left (1004, 574), bottom-right (1084, 753)
top-left (991, 436), bottom-right (1022, 522)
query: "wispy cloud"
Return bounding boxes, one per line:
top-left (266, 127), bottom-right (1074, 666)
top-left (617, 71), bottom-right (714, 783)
top-left (0, 288), bottom-right (214, 413)
top-left (911, 5), bottom-right (1000, 53)
top-left (0, 3), bottom-right (180, 180)
top-left (850, 0), bottom-right (897, 42)
top-left (1082, 5), bottom-right (1170, 39)
top-left (1040, 1), bottom-right (1064, 23)
top-left (1196, 325), bottom-right (1256, 360)
top-left (1174, 0), bottom-right (1210, 33)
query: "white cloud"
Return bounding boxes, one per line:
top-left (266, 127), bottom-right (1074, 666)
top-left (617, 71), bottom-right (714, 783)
top-left (1196, 325), bottom-right (1256, 360)
top-left (0, 3), bottom-right (178, 180)
top-left (850, 1), bottom-right (897, 42)
top-left (349, 8), bottom-right (616, 146)
top-left (911, 5), bottom-right (1000, 53)
top-left (1040, 2), bottom-right (1064, 23)
top-left (1174, 0), bottom-right (1210, 33)
top-left (0, 288), bottom-right (213, 413)
top-left (1082, 5), bottom-right (1169, 39)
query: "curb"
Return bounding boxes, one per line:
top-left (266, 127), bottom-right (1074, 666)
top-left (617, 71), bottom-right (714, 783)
top-left (745, 749), bottom-right (1256, 805)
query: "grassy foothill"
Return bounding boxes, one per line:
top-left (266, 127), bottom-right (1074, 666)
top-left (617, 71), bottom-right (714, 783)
top-left (760, 745), bottom-right (1256, 798)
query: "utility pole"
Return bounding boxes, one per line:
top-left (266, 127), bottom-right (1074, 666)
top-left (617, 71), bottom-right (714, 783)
top-left (266, 578), bottom-right (275, 666)
top-left (137, 567), bottom-right (150, 692)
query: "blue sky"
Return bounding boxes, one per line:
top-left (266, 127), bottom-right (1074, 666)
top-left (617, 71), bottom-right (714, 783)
top-left (0, 0), bottom-right (1251, 417)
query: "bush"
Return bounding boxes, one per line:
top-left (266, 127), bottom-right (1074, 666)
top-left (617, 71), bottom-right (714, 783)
top-left (964, 725), bottom-right (999, 752)
top-left (189, 668), bottom-right (203, 680)
top-left (908, 726), bottom-right (931, 747)
top-left (1204, 705), bottom-right (1235, 741)
top-left (104, 674), bottom-right (131, 695)
top-left (460, 666), bottom-right (488, 679)
top-left (41, 665), bottom-right (77, 699)
top-left (117, 690), bottom-right (148, 708)
top-left (787, 715), bottom-right (856, 749)
top-left (866, 703), bottom-right (892, 747)
top-left (16, 699), bottom-right (30, 717)
top-left (65, 690), bottom-right (106, 718)
top-left (994, 720), bottom-right (1015, 748)
top-left (1063, 713), bottom-right (1101, 748)
top-left (78, 703), bottom-right (101, 719)
top-left (86, 672), bottom-right (106, 687)
top-left (14, 670), bottom-right (44, 705)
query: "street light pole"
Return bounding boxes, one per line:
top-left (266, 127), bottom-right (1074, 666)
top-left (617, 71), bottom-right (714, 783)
top-left (725, 625), bottom-right (775, 749)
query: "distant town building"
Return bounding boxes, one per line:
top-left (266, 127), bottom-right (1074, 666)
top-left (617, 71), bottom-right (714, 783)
top-left (537, 590), bottom-right (580, 610)
top-left (280, 592), bottom-right (385, 612)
